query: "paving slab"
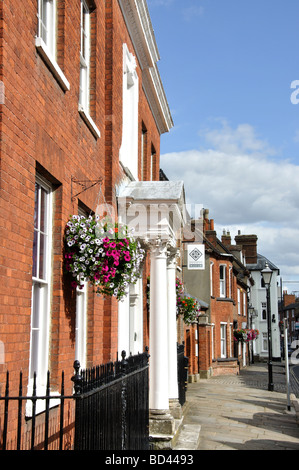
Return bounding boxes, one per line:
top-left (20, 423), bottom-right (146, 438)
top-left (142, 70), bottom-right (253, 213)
top-left (174, 363), bottom-right (299, 451)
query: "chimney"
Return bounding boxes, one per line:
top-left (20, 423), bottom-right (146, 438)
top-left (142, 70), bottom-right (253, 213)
top-left (234, 233), bottom-right (258, 264)
top-left (222, 229), bottom-right (231, 246)
top-left (283, 293), bottom-right (296, 307)
top-left (201, 208), bottom-right (217, 246)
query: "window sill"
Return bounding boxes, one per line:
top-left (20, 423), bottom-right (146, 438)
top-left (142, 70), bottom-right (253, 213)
top-left (78, 105), bottom-right (101, 139)
top-left (35, 37), bottom-right (70, 92)
top-left (216, 297), bottom-right (234, 303)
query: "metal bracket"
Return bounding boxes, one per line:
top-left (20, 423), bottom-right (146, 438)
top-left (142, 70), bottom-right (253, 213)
top-left (71, 176), bottom-right (103, 202)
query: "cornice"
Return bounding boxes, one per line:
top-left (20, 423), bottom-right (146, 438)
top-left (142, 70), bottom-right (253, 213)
top-left (118, 0), bottom-right (173, 134)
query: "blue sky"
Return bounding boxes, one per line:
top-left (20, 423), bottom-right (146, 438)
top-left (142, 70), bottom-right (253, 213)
top-left (147, 0), bottom-right (299, 294)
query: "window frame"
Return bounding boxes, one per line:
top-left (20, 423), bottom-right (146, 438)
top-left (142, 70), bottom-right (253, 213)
top-left (262, 332), bottom-right (268, 352)
top-left (150, 145), bottom-right (156, 181)
top-left (28, 176), bottom-right (53, 401)
top-left (79, 0), bottom-right (91, 112)
top-left (140, 125), bottom-right (147, 181)
top-left (78, 0), bottom-right (101, 139)
top-left (220, 323), bottom-right (227, 358)
top-left (75, 209), bottom-right (89, 369)
top-left (210, 261), bottom-right (214, 296)
top-left (36, 0), bottom-right (70, 91)
top-left (38, 0), bottom-right (56, 58)
top-left (119, 43), bottom-right (139, 179)
top-left (261, 302), bottom-right (267, 321)
top-left (219, 264), bottom-right (226, 298)
top-left (237, 288), bottom-right (241, 315)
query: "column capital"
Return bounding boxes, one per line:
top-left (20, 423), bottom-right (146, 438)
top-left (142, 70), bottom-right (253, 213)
top-left (167, 247), bottom-right (180, 269)
top-left (146, 236), bottom-right (172, 258)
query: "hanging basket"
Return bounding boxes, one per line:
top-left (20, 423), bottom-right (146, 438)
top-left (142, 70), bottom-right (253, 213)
top-left (64, 215), bottom-right (146, 301)
top-left (177, 296), bottom-right (201, 325)
top-left (233, 328), bottom-right (259, 343)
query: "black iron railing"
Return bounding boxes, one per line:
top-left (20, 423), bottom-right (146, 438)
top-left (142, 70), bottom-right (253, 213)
top-left (0, 349), bottom-right (150, 450)
top-left (72, 349), bottom-right (150, 450)
top-left (0, 369), bottom-right (74, 450)
top-left (177, 343), bottom-right (188, 406)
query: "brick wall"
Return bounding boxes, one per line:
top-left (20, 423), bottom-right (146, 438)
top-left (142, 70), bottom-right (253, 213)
top-left (0, 0), bottom-right (161, 399)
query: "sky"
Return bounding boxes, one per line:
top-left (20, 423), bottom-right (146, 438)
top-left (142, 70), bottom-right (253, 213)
top-left (147, 0), bottom-right (299, 296)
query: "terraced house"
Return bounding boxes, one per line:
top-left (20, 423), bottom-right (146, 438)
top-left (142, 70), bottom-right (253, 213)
top-left (183, 210), bottom-right (254, 380)
top-left (0, 0), bottom-right (190, 450)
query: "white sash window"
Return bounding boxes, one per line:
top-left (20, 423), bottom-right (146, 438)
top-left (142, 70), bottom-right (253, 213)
top-left (79, 0), bottom-right (91, 112)
top-left (37, 0), bottom-right (56, 59)
top-left (29, 177), bottom-right (53, 392)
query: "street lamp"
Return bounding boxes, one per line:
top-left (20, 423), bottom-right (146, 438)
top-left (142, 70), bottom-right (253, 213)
top-left (261, 262), bottom-right (274, 391)
top-left (248, 303), bottom-right (257, 364)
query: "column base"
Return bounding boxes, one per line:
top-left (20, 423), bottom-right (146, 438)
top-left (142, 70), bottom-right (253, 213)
top-left (149, 409), bottom-right (175, 435)
top-left (169, 399), bottom-right (183, 419)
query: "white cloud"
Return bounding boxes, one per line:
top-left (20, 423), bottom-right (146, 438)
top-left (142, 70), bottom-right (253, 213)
top-left (147, 0), bottom-right (174, 6)
top-left (182, 5), bottom-right (204, 22)
top-left (199, 119), bottom-right (276, 156)
top-left (160, 121), bottom-right (299, 287)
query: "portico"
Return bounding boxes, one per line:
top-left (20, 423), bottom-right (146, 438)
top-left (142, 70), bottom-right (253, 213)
top-left (118, 180), bottom-right (186, 440)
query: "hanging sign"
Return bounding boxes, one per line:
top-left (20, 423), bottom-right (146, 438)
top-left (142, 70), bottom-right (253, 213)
top-left (187, 244), bottom-right (205, 270)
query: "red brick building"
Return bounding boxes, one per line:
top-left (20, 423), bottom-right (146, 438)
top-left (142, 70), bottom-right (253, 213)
top-left (183, 210), bottom-right (253, 379)
top-left (0, 0), bottom-right (173, 448)
top-left (280, 292), bottom-right (299, 346)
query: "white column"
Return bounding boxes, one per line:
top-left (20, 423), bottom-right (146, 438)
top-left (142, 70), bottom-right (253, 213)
top-left (167, 250), bottom-right (179, 401)
top-left (118, 295), bottom-right (130, 356)
top-left (149, 238), bottom-right (169, 411)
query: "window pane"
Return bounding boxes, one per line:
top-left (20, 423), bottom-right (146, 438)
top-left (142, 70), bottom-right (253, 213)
top-left (34, 183), bottom-right (39, 229)
top-left (30, 283), bottom-right (41, 377)
top-left (80, 1), bottom-right (90, 110)
top-left (40, 0), bottom-right (48, 43)
top-left (32, 230), bottom-right (38, 277)
top-left (39, 233), bottom-right (46, 279)
top-left (40, 187), bottom-right (47, 233)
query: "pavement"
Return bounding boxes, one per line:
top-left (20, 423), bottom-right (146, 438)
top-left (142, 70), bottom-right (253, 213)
top-left (174, 362), bottom-right (299, 450)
